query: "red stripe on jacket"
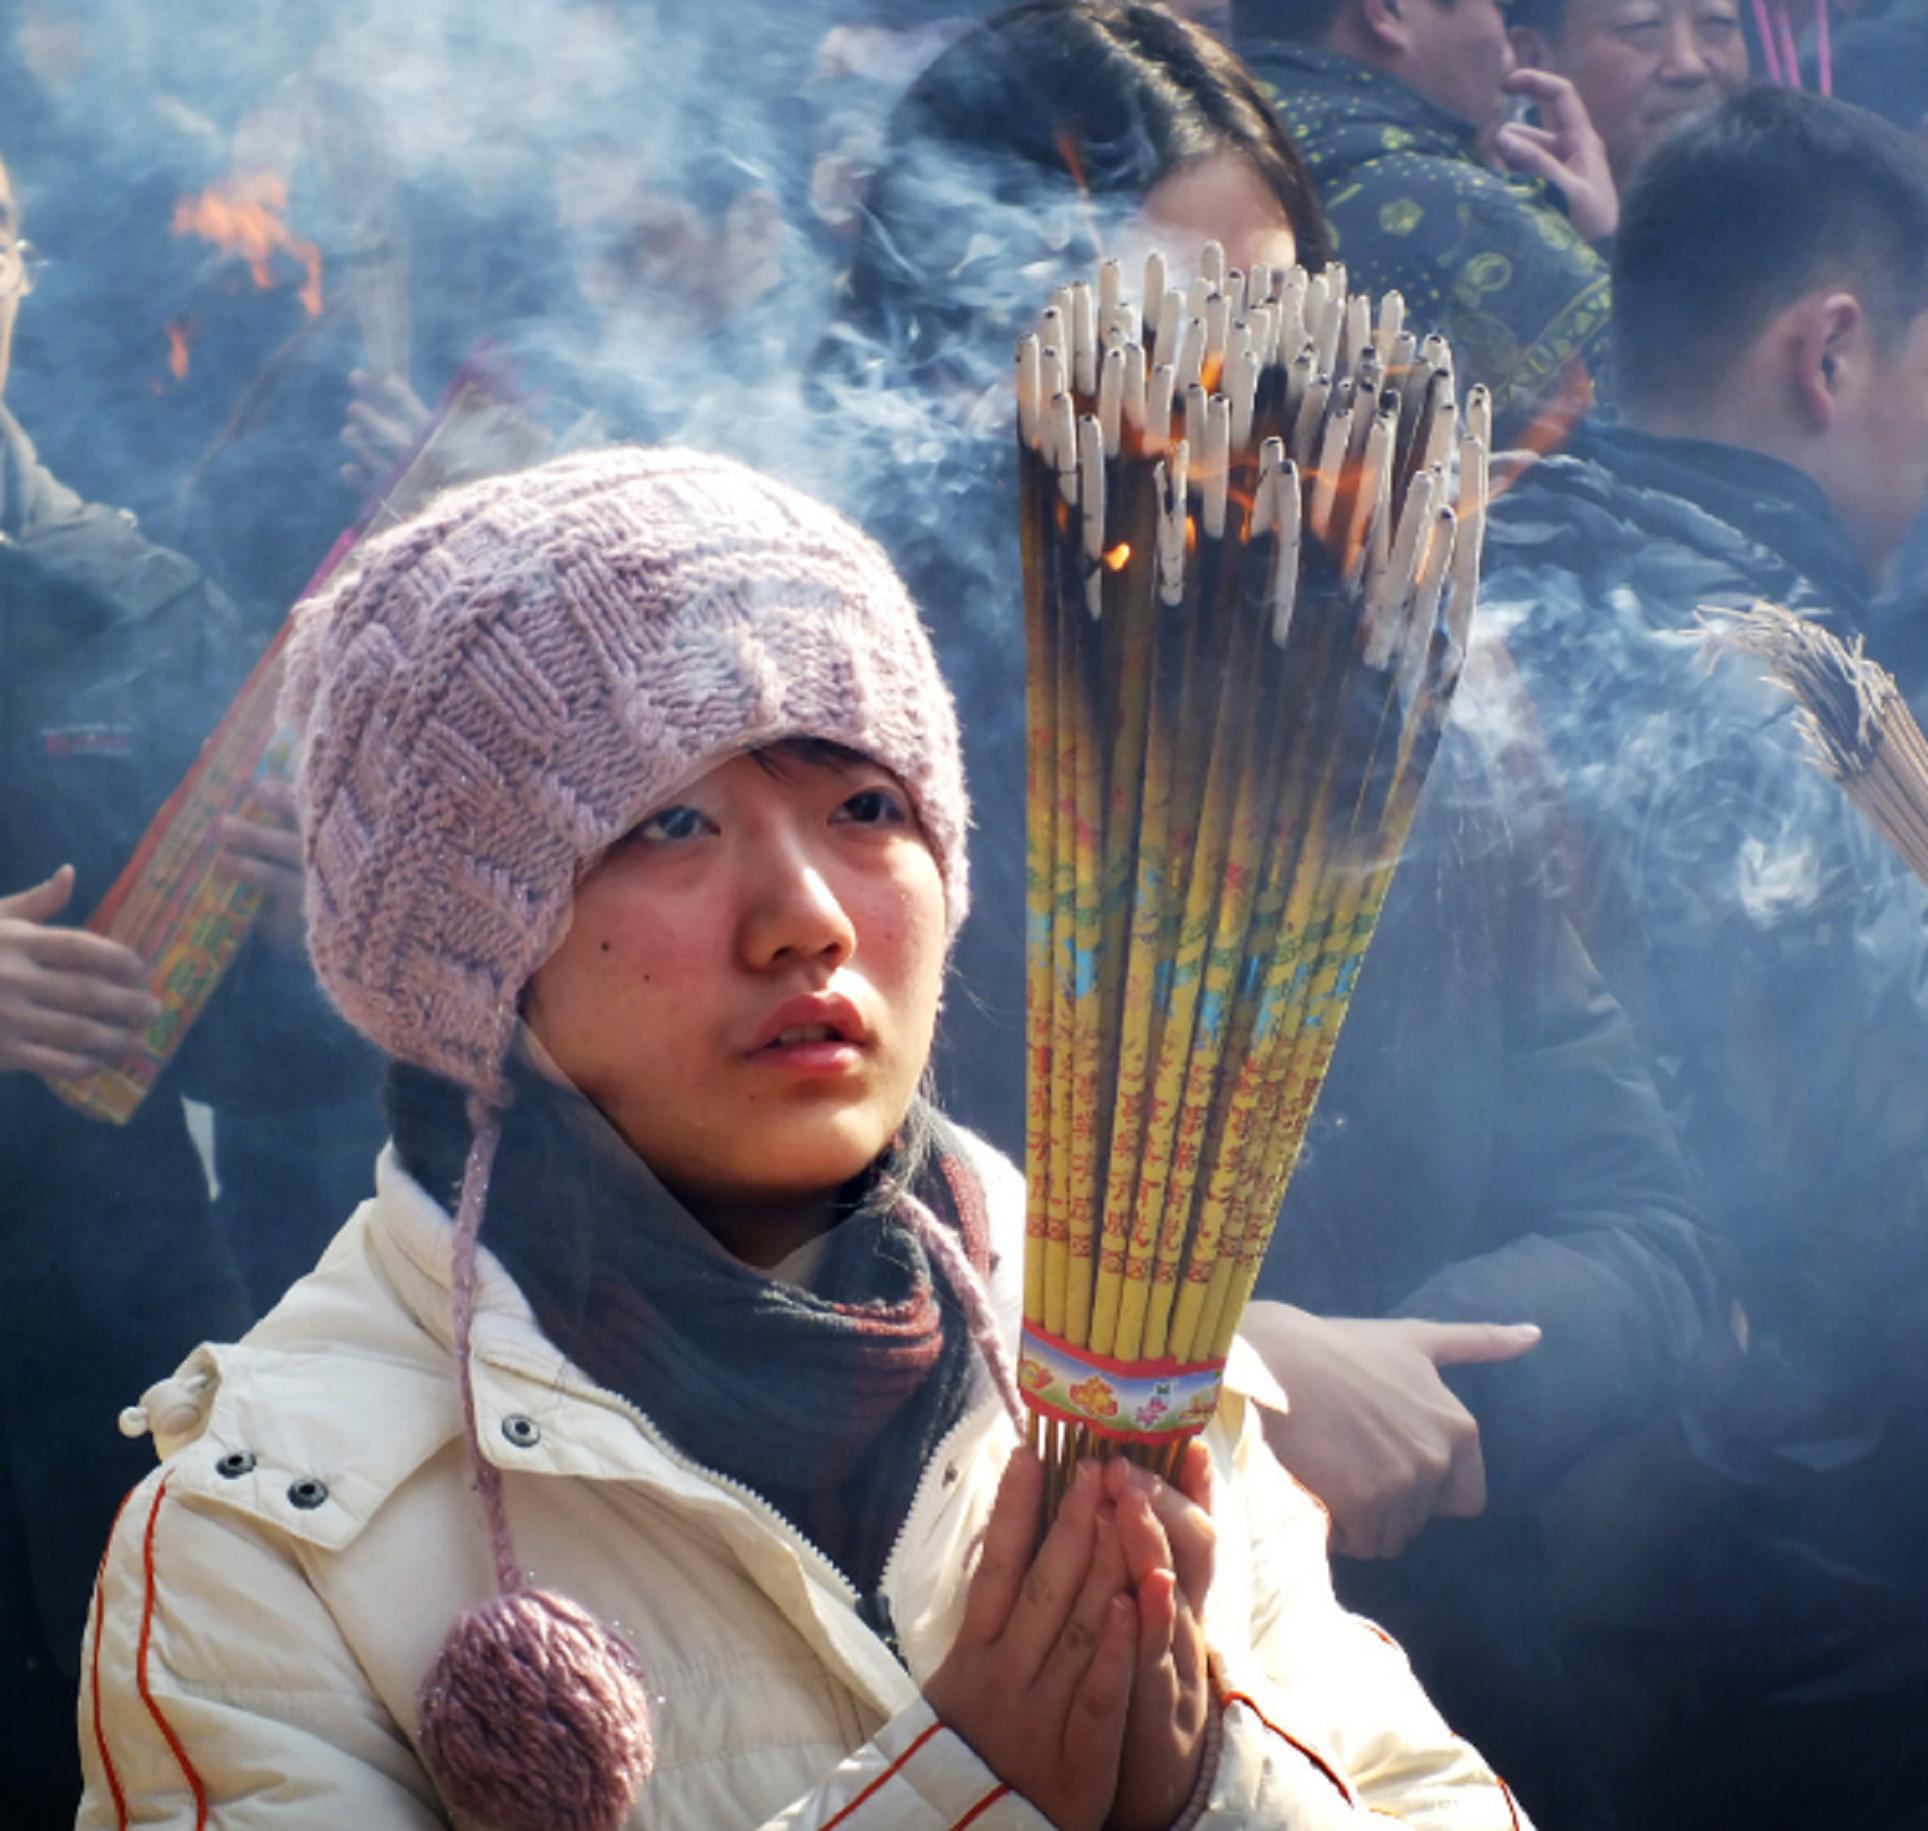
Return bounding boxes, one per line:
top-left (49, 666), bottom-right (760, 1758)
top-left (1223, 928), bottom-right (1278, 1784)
top-left (822, 1721), bottom-right (945, 1828)
top-left (88, 1487), bottom-right (141, 1830)
top-left (135, 1475), bottom-right (210, 1829)
top-left (951, 1782), bottom-right (1012, 1827)
top-left (1221, 1687), bottom-right (1357, 1807)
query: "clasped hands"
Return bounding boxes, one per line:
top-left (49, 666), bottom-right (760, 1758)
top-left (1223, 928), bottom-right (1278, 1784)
top-left (926, 1444), bottom-right (1217, 1831)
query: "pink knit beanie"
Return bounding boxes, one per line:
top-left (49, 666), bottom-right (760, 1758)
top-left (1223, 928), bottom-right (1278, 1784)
top-left (284, 443), bottom-right (969, 1096)
top-left (280, 447), bottom-right (998, 1831)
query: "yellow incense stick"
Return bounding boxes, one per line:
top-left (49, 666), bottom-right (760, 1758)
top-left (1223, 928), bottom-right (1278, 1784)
top-left (1020, 437), bottom-right (1056, 1328)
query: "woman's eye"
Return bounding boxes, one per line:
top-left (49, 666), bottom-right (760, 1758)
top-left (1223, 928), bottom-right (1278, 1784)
top-left (632, 804), bottom-right (712, 843)
top-left (836, 786), bottom-right (910, 827)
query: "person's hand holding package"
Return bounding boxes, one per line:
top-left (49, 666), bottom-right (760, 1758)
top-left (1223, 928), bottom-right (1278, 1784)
top-left (0, 865), bottom-right (159, 1079)
top-left (218, 777), bottom-right (306, 950)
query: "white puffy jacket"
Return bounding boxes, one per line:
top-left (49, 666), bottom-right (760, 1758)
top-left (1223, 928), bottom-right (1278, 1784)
top-left (79, 1137), bottom-right (1529, 1828)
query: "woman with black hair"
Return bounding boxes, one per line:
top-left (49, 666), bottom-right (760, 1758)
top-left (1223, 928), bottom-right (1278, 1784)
top-left (818, 0), bottom-right (1331, 1154)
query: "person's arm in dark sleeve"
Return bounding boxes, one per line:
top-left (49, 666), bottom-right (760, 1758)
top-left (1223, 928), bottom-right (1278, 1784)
top-left (1387, 892), bottom-right (1715, 1508)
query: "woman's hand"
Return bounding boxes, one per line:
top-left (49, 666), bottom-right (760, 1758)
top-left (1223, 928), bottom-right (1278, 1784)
top-left (1105, 1445), bottom-right (1216, 1831)
top-left (926, 1451), bottom-right (1137, 1831)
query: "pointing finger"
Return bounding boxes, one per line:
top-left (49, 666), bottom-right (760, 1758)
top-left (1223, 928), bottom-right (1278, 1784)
top-left (1418, 1320), bottom-right (1542, 1367)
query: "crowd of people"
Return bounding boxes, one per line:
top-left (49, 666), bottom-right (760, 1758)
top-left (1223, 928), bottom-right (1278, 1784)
top-left (1, 0), bottom-right (1925, 1824)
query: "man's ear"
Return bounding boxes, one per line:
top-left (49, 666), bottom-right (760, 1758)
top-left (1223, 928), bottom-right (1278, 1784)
top-left (1790, 290), bottom-right (1864, 430)
top-left (1359, 0), bottom-right (1413, 54)
top-left (1510, 23), bottom-right (1557, 67)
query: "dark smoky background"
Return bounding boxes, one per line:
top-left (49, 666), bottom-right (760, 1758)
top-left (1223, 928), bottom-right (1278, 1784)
top-left (1, 0), bottom-right (1063, 1148)
top-left (10, 0), bottom-right (1928, 1826)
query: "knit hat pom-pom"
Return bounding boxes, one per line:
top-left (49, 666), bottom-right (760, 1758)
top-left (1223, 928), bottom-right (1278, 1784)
top-left (418, 1588), bottom-right (653, 1831)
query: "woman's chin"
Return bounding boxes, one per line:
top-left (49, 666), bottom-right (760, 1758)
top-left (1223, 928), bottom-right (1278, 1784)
top-left (727, 1100), bottom-right (906, 1201)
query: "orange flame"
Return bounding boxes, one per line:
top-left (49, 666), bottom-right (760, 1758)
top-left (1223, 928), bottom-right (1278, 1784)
top-left (1104, 543), bottom-right (1132, 571)
top-left (1054, 129), bottom-right (1106, 268)
top-left (164, 318), bottom-right (191, 380)
top-left (172, 173), bottom-right (324, 316)
top-left (1486, 360), bottom-right (1593, 506)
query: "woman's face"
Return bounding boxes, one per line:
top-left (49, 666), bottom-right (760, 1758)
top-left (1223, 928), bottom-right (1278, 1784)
top-left (1125, 150), bottom-right (1299, 286)
top-left (524, 746), bottom-right (948, 1220)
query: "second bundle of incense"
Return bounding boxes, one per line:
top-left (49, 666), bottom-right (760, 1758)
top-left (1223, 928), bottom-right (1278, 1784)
top-left (1015, 247), bottom-right (1485, 1494)
top-left (1706, 599), bottom-right (1928, 886)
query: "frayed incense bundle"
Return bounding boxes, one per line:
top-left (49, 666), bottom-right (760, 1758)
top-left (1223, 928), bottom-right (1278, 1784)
top-left (1018, 251), bottom-right (1484, 1502)
top-left (1703, 599), bottom-right (1928, 886)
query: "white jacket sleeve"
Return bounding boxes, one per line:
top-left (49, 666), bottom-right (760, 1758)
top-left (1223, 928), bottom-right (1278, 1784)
top-left (758, 1699), bottom-right (1052, 1830)
top-left (78, 1470), bottom-right (445, 1829)
top-left (1194, 1399), bottom-right (1533, 1829)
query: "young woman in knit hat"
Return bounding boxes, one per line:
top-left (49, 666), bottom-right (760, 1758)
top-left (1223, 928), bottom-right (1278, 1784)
top-left (79, 448), bottom-right (1525, 1829)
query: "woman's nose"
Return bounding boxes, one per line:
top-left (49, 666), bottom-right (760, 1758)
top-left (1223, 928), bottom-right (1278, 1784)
top-left (738, 837), bottom-right (857, 971)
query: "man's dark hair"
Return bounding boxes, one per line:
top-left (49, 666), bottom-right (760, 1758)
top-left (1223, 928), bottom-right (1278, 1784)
top-left (1496, 0), bottom-right (1572, 38)
top-left (1614, 88), bottom-right (1928, 412)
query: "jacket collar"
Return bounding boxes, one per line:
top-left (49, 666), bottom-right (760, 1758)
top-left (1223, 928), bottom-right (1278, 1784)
top-left (1567, 422), bottom-right (1877, 616)
top-left (144, 1140), bottom-right (1283, 1582)
top-left (1238, 42), bottom-right (1480, 159)
top-left (0, 400), bottom-right (89, 545)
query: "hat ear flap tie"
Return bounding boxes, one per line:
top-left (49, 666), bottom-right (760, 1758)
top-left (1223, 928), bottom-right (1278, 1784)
top-left (416, 1097), bottom-right (655, 1831)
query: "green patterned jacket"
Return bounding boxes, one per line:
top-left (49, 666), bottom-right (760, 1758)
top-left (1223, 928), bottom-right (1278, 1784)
top-left (1245, 43), bottom-right (1612, 431)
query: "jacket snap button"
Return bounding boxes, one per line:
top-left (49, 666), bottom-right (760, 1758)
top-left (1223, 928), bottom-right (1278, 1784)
top-left (501, 1415), bottom-right (542, 1449)
top-left (215, 1451), bottom-right (256, 1479)
top-left (288, 1478), bottom-right (329, 1510)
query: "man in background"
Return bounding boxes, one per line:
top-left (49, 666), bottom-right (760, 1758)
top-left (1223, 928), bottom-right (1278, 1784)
top-left (0, 147), bottom-right (375, 1815)
top-left (1506, 0), bottom-right (1750, 191)
top-left (1482, 88), bottom-right (1928, 1827)
top-left (1230, 0), bottom-right (1618, 429)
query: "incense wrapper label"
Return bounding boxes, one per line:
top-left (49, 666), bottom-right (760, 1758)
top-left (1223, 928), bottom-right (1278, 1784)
top-left (45, 645), bottom-right (294, 1126)
top-left (1019, 1324), bottom-right (1224, 1444)
top-left (41, 349), bottom-right (550, 1127)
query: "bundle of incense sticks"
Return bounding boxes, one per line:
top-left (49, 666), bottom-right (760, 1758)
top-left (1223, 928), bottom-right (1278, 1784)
top-left (1705, 599), bottom-right (1928, 885)
top-left (47, 349), bottom-right (550, 1125)
top-left (1016, 247), bottom-right (1486, 1502)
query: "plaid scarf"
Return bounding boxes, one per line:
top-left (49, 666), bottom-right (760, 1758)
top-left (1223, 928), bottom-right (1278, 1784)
top-left (391, 1061), bottom-right (991, 1594)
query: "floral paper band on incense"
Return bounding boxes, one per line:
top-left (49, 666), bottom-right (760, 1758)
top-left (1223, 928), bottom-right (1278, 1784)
top-left (1020, 1326), bottom-right (1225, 1444)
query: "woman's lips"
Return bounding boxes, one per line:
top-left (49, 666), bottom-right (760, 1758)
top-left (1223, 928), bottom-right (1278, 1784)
top-left (749, 1035), bottom-right (867, 1076)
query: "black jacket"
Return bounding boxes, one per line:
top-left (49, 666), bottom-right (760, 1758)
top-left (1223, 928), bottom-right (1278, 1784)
top-left (1483, 425), bottom-right (1928, 1601)
top-left (0, 402), bottom-right (258, 1676)
top-left (1257, 726), bottom-right (1713, 1507)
